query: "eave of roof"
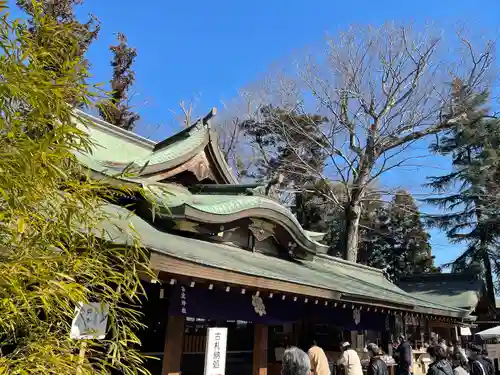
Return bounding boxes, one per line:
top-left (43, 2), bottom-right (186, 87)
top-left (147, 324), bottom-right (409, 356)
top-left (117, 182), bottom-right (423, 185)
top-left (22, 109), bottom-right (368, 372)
top-left (398, 274), bottom-right (484, 313)
top-left (72, 108), bottom-right (238, 184)
top-left (78, 173), bottom-right (328, 255)
top-left (73, 109), bottom-right (156, 149)
top-left (93, 202), bottom-right (470, 319)
top-left (144, 183), bottom-right (329, 255)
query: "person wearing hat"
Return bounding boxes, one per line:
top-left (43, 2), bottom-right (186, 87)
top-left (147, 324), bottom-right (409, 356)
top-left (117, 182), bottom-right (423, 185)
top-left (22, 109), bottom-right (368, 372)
top-left (469, 344), bottom-right (493, 375)
top-left (337, 341), bottom-right (363, 375)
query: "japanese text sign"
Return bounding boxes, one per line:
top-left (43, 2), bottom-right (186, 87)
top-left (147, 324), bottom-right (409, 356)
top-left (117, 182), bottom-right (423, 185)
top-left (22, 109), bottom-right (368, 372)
top-left (180, 285), bottom-right (188, 315)
top-left (204, 327), bottom-right (228, 375)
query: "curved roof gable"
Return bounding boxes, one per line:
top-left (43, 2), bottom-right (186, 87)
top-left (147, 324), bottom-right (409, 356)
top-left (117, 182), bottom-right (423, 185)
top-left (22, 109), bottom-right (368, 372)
top-left (144, 183), bottom-right (328, 256)
top-left (72, 108), bottom-right (238, 184)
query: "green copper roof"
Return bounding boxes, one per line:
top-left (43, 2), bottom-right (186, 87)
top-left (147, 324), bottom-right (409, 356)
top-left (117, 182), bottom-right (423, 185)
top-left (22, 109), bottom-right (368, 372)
top-left (72, 110), bottom-right (155, 175)
top-left (72, 109), bottom-right (238, 183)
top-left (94, 202), bottom-right (470, 319)
top-left (398, 273), bottom-right (485, 312)
top-left (71, 110), bottom-right (328, 254)
top-left (144, 183), bottom-right (329, 254)
top-left (133, 121), bottom-right (209, 175)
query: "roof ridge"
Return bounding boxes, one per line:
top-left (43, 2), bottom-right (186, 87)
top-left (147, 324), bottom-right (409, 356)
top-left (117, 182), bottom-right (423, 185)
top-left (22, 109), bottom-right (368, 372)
top-left (73, 108), bottom-right (156, 149)
top-left (152, 108), bottom-right (217, 152)
top-left (314, 255), bottom-right (468, 313)
top-left (153, 118), bottom-right (206, 152)
top-left (315, 253), bottom-right (385, 275)
top-left (399, 272), bottom-right (479, 282)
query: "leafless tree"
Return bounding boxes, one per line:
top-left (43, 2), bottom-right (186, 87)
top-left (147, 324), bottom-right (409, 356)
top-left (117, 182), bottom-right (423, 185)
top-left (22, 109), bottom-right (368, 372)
top-left (221, 23), bottom-right (495, 262)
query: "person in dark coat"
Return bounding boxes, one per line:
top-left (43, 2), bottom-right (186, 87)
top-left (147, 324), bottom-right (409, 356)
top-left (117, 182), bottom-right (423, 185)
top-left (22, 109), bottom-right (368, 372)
top-left (427, 345), bottom-right (454, 375)
top-left (367, 343), bottom-right (389, 375)
top-left (481, 349), bottom-right (494, 375)
top-left (395, 335), bottom-right (412, 375)
top-left (469, 345), bottom-right (493, 375)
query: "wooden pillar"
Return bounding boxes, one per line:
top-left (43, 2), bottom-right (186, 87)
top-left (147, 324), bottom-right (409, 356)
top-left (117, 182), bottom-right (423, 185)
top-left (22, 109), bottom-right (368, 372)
top-left (162, 315), bottom-right (185, 375)
top-left (253, 324), bottom-right (268, 375)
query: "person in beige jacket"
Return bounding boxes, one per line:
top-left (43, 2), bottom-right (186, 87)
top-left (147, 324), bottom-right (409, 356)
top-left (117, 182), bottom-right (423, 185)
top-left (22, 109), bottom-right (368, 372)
top-left (338, 342), bottom-right (363, 375)
top-left (308, 339), bottom-right (331, 375)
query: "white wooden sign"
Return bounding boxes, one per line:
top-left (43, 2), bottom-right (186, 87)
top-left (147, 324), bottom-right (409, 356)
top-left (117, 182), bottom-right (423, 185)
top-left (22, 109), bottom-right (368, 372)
top-left (204, 327), bottom-right (228, 375)
top-left (486, 344), bottom-right (500, 360)
top-left (70, 302), bottom-right (109, 340)
top-left (460, 327), bottom-right (472, 336)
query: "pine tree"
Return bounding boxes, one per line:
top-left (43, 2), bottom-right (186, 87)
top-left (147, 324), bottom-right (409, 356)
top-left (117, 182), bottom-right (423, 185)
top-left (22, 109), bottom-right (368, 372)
top-left (425, 79), bottom-right (500, 299)
top-left (238, 105), bottom-right (328, 186)
top-left (99, 33), bottom-right (140, 130)
top-left (363, 191), bottom-right (435, 281)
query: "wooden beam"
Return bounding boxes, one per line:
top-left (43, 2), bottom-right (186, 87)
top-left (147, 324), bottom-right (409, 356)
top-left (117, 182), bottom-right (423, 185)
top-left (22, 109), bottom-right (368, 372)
top-left (162, 315), bottom-right (185, 375)
top-left (150, 253), bottom-right (341, 300)
top-left (253, 324), bottom-right (268, 375)
top-left (149, 254), bottom-right (467, 319)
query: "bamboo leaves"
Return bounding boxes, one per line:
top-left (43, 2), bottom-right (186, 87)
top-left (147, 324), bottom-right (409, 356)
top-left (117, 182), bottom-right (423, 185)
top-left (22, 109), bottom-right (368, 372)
top-left (0, 5), bottom-right (151, 375)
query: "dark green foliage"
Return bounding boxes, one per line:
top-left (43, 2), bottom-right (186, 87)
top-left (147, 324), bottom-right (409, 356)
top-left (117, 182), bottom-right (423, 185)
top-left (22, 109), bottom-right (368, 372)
top-left (296, 183), bottom-right (436, 280)
top-left (16, 0), bottom-right (99, 109)
top-left (363, 190), bottom-right (436, 281)
top-left (425, 79), bottom-right (500, 296)
top-left (298, 183), bottom-right (383, 259)
top-left (99, 33), bottom-right (140, 131)
top-left (292, 181), bottom-right (347, 256)
top-left (16, 0), bottom-right (99, 67)
top-left (238, 105), bottom-right (329, 186)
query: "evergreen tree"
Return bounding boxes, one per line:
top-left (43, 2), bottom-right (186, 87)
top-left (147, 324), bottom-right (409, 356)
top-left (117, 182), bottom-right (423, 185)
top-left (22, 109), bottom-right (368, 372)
top-left (99, 33), bottom-right (140, 130)
top-left (238, 105), bottom-right (329, 187)
top-left (365, 191), bottom-right (435, 281)
top-left (294, 180), bottom-right (385, 260)
top-left (425, 79), bottom-right (500, 299)
top-left (16, 0), bottom-right (99, 74)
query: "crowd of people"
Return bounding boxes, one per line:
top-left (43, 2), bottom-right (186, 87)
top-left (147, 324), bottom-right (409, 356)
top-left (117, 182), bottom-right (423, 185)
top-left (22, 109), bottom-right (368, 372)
top-left (280, 336), bottom-right (496, 375)
top-left (426, 340), bottom-right (494, 375)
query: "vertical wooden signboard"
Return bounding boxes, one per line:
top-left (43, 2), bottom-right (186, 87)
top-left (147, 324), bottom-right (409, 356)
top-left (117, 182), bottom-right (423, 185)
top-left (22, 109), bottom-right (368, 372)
top-left (204, 327), bottom-right (228, 375)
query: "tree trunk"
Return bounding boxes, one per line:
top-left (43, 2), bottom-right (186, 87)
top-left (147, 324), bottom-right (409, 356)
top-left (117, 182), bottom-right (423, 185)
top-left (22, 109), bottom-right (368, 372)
top-left (343, 164), bottom-right (370, 262)
top-left (343, 202), bottom-right (362, 262)
top-left (480, 235), bottom-right (495, 304)
top-left (295, 192), bottom-right (305, 227)
top-left (477, 208), bottom-right (495, 304)
top-left (482, 251), bottom-right (495, 304)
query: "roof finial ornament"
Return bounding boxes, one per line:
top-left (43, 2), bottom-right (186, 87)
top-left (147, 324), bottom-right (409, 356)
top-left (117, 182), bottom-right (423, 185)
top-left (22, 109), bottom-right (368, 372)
top-left (202, 107), bottom-right (217, 125)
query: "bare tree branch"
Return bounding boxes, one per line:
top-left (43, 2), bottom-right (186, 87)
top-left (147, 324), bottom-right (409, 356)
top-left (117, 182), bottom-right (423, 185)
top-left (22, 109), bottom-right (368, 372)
top-left (219, 23), bottom-right (496, 262)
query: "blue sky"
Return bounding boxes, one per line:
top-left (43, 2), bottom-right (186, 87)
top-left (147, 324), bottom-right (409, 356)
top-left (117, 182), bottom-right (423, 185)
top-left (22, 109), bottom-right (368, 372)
top-left (7, 0), bottom-right (500, 266)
